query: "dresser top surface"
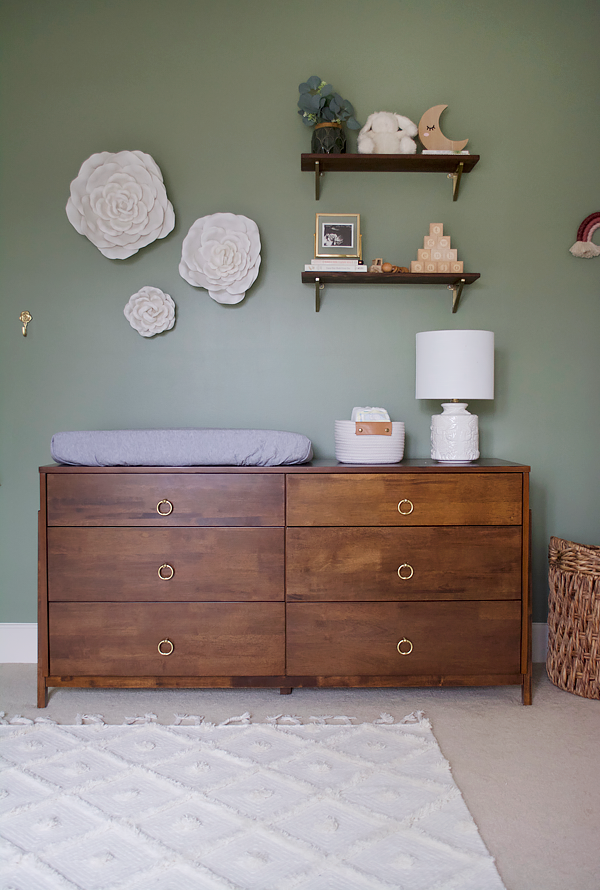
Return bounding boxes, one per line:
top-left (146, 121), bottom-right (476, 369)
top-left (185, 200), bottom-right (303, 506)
top-left (40, 458), bottom-right (530, 475)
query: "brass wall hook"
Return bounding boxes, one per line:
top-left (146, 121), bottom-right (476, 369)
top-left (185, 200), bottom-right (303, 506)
top-left (20, 310), bottom-right (32, 336)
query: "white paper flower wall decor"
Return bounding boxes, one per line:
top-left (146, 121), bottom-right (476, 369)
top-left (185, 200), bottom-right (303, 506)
top-left (66, 150), bottom-right (175, 259)
top-left (124, 286), bottom-right (176, 337)
top-left (179, 212), bottom-right (261, 304)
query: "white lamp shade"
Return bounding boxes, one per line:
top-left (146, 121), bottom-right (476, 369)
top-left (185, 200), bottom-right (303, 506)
top-left (415, 330), bottom-right (494, 400)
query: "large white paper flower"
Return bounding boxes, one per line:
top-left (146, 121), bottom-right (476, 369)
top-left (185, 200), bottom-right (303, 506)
top-left (124, 286), bottom-right (176, 337)
top-left (66, 150), bottom-right (175, 259)
top-left (179, 212), bottom-right (261, 304)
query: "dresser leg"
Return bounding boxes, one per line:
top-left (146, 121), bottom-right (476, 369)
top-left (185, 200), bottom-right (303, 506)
top-left (37, 673), bottom-right (48, 708)
top-left (522, 669), bottom-right (532, 705)
top-left (279, 687), bottom-right (292, 695)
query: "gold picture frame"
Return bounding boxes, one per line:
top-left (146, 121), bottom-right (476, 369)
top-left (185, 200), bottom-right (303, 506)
top-left (315, 213), bottom-right (361, 259)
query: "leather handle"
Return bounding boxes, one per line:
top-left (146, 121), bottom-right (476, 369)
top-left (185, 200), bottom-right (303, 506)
top-left (354, 422), bottom-right (392, 436)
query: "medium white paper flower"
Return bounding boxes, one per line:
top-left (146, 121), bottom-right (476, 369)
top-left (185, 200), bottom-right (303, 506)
top-left (124, 286), bottom-right (176, 337)
top-left (66, 150), bottom-right (175, 259)
top-left (179, 212), bottom-right (261, 304)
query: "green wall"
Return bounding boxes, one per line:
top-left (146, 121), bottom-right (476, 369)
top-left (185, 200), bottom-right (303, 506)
top-left (1, 0), bottom-right (599, 624)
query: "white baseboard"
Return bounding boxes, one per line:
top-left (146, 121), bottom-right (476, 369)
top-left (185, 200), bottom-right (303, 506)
top-left (0, 623), bottom-right (38, 663)
top-left (1, 622), bottom-right (551, 665)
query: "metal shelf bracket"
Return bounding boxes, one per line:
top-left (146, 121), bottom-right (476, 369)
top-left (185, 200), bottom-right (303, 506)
top-left (315, 277), bottom-right (324, 311)
top-left (314, 160), bottom-right (322, 200)
top-left (448, 161), bottom-right (464, 201)
top-left (449, 278), bottom-right (467, 312)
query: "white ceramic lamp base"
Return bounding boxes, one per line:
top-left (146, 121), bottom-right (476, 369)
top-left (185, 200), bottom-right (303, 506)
top-left (431, 402), bottom-right (479, 462)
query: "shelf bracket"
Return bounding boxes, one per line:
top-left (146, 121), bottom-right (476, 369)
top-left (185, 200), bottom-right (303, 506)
top-left (449, 278), bottom-right (466, 312)
top-left (315, 277), bottom-right (324, 311)
top-left (314, 160), bottom-right (322, 200)
top-left (448, 161), bottom-right (464, 201)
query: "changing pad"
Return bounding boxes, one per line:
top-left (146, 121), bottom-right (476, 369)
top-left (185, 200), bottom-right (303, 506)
top-left (50, 429), bottom-right (313, 467)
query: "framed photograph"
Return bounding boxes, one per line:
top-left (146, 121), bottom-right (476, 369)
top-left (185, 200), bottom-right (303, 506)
top-left (315, 213), bottom-right (361, 258)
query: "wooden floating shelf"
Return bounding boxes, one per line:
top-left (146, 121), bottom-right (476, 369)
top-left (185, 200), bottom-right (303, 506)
top-left (300, 153), bottom-right (480, 173)
top-left (301, 271), bottom-right (481, 313)
top-left (301, 153), bottom-right (480, 200)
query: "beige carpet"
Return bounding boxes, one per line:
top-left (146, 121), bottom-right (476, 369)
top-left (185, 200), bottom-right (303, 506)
top-left (2, 664), bottom-right (600, 890)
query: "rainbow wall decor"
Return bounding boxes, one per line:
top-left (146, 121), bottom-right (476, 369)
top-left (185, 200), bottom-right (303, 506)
top-left (570, 211), bottom-right (600, 258)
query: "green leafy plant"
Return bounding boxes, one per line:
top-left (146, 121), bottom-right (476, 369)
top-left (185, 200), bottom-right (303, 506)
top-left (297, 76), bottom-right (361, 129)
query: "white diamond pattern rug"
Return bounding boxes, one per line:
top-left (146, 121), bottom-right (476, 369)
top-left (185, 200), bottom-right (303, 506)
top-left (0, 713), bottom-right (506, 889)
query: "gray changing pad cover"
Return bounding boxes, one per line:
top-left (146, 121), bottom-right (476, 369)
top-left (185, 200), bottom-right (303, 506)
top-left (51, 429), bottom-right (313, 467)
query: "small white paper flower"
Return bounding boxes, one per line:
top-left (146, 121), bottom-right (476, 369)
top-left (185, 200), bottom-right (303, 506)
top-left (179, 212), bottom-right (261, 304)
top-left (124, 286), bottom-right (176, 337)
top-left (66, 150), bottom-right (175, 259)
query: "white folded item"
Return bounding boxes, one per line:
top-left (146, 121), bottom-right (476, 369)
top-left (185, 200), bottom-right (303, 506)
top-left (351, 407), bottom-right (391, 422)
top-left (304, 264), bottom-right (368, 271)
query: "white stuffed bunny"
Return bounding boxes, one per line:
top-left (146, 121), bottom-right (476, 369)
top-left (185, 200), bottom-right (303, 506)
top-left (358, 111), bottom-right (418, 154)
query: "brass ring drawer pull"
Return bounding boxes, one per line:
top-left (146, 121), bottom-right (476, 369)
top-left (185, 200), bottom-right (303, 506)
top-left (158, 638), bottom-right (174, 656)
top-left (158, 563), bottom-right (174, 581)
top-left (397, 638), bottom-right (413, 656)
top-left (397, 499), bottom-right (414, 515)
top-left (397, 564), bottom-right (414, 580)
top-left (157, 499), bottom-right (174, 516)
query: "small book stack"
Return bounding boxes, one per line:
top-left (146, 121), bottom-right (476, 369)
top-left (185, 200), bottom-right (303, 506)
top-left (410, 223), bottom-right (464, 274)
top-left (304, 258), bottom-right (367, 272)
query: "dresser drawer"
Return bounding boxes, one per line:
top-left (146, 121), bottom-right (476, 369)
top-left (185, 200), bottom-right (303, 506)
top-left (47, 473), bottom-right (284, 527)
top-left (49, 602), bottom-right (285, 676)
top-left (286, 474), bottom-right (522, 526)
top-left (286, 601), bottom-right (521, 676)
top-left (48, 527), bottom-right (284, 602)
top-left (286, 526), bottom-right (522, 602)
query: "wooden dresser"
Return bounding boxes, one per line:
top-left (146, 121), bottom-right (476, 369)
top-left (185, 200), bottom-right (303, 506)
top-left (38, 459), bottom-right (531, 706)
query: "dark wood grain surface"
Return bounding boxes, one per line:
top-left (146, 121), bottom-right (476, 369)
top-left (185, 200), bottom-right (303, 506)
top-left (286, 473), bottom-right (523, 526)
top-left (38, 461), bottom-right (531, 705)
top-left (286, 526), bottom-right (522, 601)
top-left (48, 527), bottom-right (284, 602)
top-left (286, 601), bottom-right (521, 676)
top-left (300, 153), bottom-right (480, 173)
top-left (47, 473), bottom-right (284, 527)
top-left (49, 602), bottom-right (285, 676)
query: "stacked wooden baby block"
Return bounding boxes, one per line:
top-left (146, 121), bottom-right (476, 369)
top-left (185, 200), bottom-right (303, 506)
top-left (410, 223), bottom-right (464, 274)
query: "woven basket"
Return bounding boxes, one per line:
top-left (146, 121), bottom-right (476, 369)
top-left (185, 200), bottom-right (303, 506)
top-left (334, 420), bottom-right (404, 464)
top-left (547, 536), bottom-right (600, 699)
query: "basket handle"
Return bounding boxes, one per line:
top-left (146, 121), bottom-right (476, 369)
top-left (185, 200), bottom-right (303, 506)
top-left (549, 544), bottom-right (600, 578)
top-left (355, 422), bottom-right (392, 436)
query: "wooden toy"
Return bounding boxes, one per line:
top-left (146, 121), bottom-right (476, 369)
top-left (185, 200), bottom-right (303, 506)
top-left (410, 224), bottom-right (466, 273)
top-left (418, 106), bottom-right (469, 152)
top-left (381, 263), bottom-right (409, 273)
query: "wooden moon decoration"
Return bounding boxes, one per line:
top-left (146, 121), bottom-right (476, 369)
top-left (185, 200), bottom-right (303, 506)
top-left (418, 105), bottom-right (469, 152)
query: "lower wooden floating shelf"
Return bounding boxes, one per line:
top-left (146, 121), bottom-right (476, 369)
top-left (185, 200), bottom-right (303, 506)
top-left (301, 271), bottom-right (481, 312)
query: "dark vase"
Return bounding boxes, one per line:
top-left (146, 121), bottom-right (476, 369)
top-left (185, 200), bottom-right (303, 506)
top-left (311, 122), bottom-right (346, 154)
